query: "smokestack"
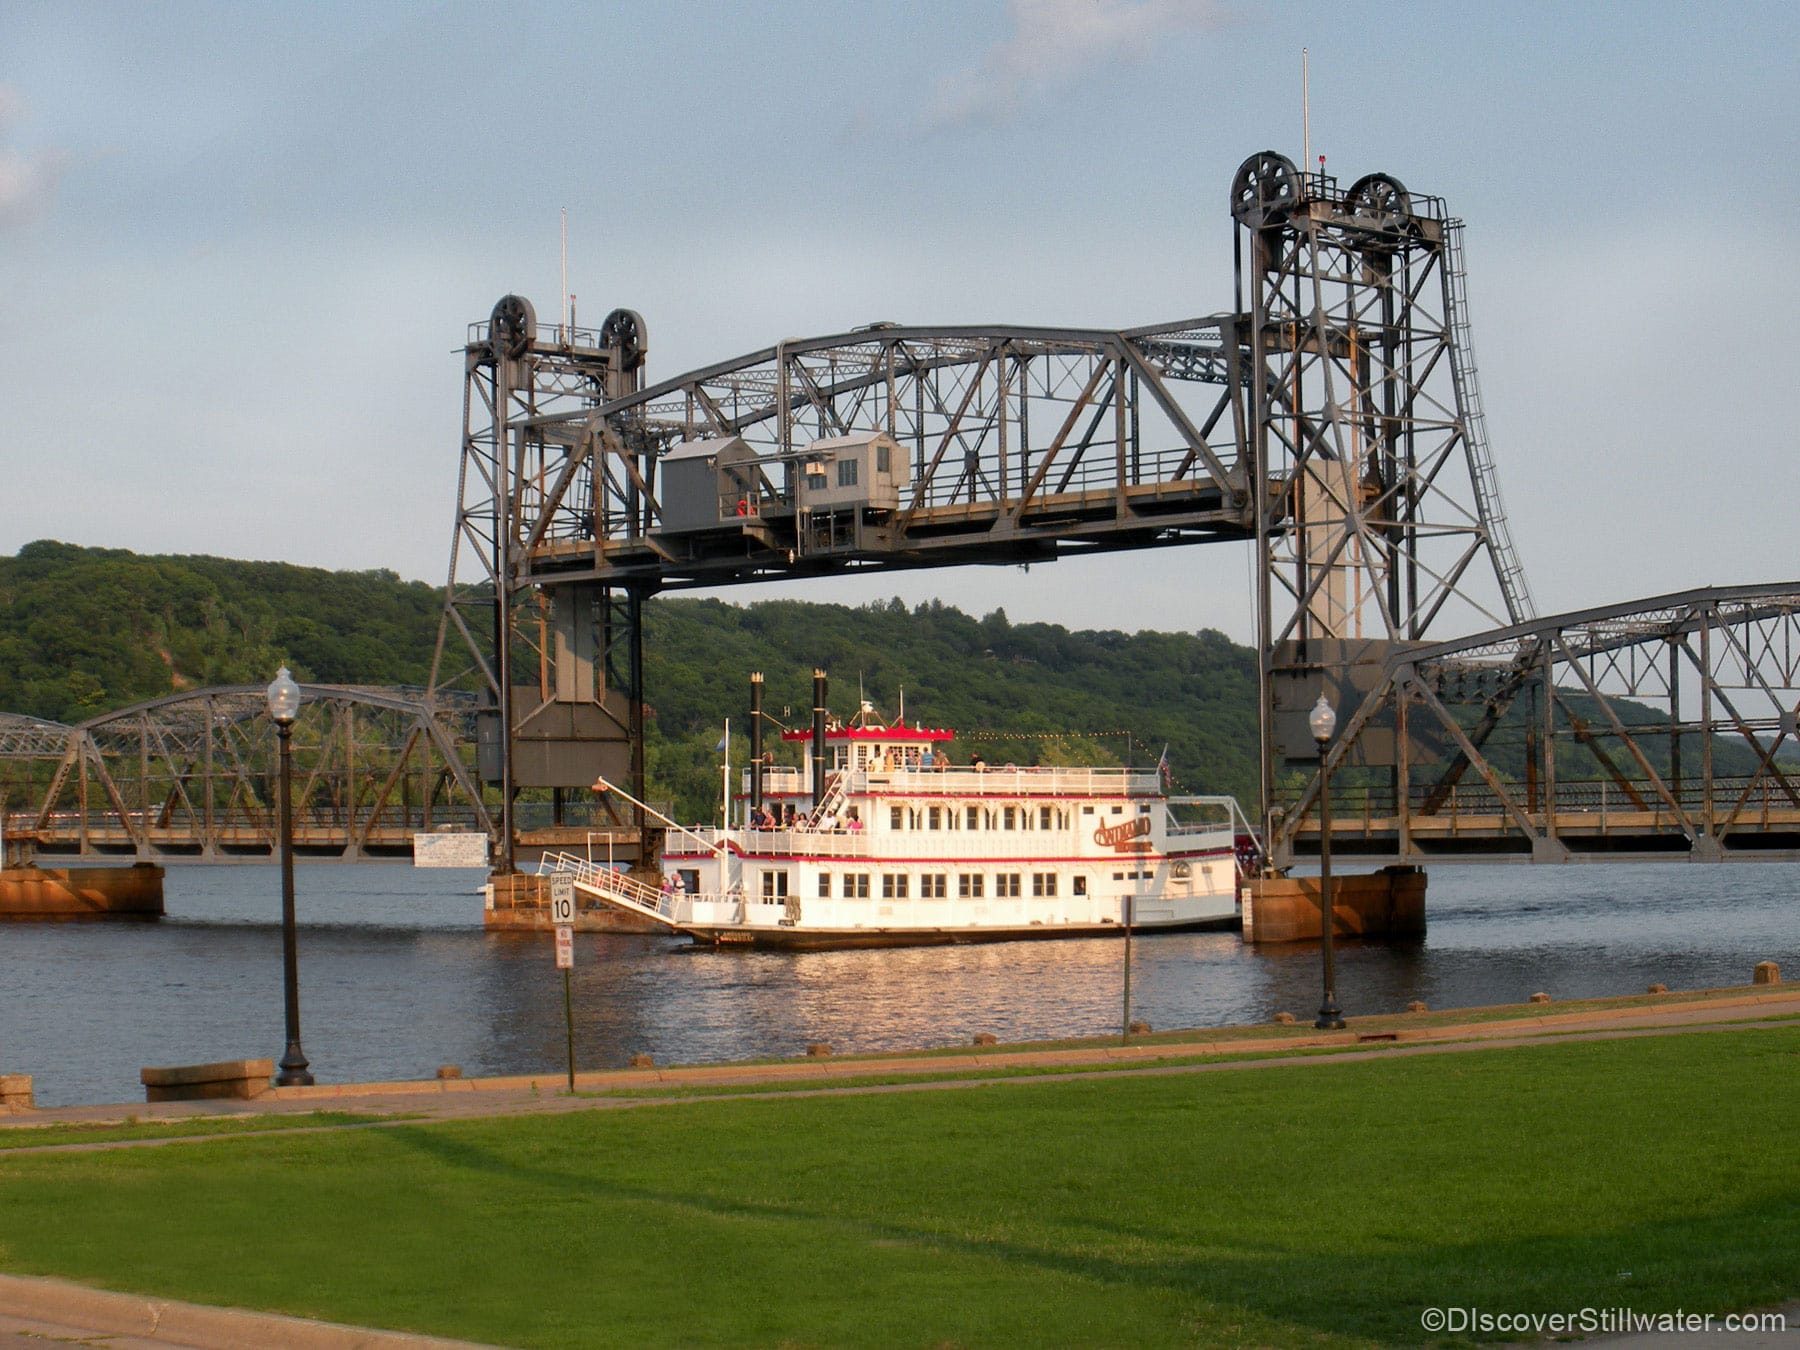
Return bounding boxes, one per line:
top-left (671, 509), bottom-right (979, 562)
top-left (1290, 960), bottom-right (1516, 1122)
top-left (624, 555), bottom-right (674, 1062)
top-left (811, 668), bottom-right (828, 813)
top-left (749, 672), bottom-right (765, 812)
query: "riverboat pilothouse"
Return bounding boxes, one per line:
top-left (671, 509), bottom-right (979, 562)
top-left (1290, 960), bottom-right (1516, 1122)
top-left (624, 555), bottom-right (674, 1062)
top-left (543, 685), bottom-right (1257, 949)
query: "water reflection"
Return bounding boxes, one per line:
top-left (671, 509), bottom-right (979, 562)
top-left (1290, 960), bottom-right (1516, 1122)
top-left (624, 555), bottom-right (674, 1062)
top-left (0, 862), bottom-right (1793, 1107)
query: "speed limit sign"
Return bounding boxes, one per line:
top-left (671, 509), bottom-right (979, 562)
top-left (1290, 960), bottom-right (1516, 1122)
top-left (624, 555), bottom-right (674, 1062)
top-left (549, 875), bottom-right (576, 925)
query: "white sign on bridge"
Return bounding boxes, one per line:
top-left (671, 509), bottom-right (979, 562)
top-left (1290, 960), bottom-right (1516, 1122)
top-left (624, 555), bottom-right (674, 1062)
top-left (413, 832), bottom-right (488, 868)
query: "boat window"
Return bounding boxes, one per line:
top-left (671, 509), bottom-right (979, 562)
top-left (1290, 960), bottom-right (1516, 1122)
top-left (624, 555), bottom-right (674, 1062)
top-left (679, 870), bottom-right (701, 893)
top-left (928, 805), bottom-right (942, 829)
top-left (890, 807), bottom-right (904, 830)
top-left (1138, 804), bottom-right (1152, 814)
top-left (1003, 805), bottom-right (1016, 830)
top-left (1073, 876), bottom-right (1087, 896)
top-left (1111, 805), bottom-right (1124, 815)
top-left (1083, 806), bottom-right (1095, 815)
top-left (818, 872), bottom-right (831, 898)
top-left (1112, 872), bottom-right (1124, 882)
top-left (761, 871), bottom-right (789, 899)
top-left (843, 873), bottom-right (870, 899)
top-left (881, 873), bottom-right (909, 899)
top-left (1038, 805), bottom-right (1053, 830)
top-left (965, 805), bottom-right (980, 830)
top-left (1032, 873), bottom-right (1057, 897)
top-left (958, 873), bottom-right (984, 898)
top-left (921, 873), bottom-right (947, 899)
top-left (996, 872), bottom-right (1022, 898)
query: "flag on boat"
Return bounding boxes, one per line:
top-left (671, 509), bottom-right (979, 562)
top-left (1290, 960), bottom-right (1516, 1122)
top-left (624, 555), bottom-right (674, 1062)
top-left (714, 729), bottom-right (728, 752)
top-left (1157, 744), bottom-right (1171, 785)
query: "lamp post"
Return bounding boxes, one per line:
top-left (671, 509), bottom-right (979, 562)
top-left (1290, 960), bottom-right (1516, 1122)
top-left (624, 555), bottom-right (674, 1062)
top-left (267, 667), bottom-right (314, 1086)
top-left (1309, 693), bottom-right (1345, 1030)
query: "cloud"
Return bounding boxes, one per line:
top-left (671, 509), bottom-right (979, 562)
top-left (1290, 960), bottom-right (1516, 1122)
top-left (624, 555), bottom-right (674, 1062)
top-left (924, 0), bottom-right (1230, 131)
top-left (0, 85), bottom-right (66, 226)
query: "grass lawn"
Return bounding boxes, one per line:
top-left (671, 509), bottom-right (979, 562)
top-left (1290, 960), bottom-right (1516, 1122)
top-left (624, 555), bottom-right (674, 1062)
top-left (1, 1027), bottom-right (1797, 1348)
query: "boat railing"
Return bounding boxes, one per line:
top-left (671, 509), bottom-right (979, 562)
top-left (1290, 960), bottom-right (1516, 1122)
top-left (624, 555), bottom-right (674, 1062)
top-left (873, 766), bottom-right (1161, 796)
top-left (744, 765), bottom-right (1164, 799)
top-left (1164, 795), bottom-right (1250, 837)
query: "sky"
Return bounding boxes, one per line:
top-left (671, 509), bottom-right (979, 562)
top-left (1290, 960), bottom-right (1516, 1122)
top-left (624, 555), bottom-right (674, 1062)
top-left (4, 0), bottom-right (1797, 643)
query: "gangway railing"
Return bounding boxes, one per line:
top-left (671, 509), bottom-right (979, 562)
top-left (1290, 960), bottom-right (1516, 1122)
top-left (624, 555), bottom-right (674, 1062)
top-left (539, 851), bottom-right (682, 924)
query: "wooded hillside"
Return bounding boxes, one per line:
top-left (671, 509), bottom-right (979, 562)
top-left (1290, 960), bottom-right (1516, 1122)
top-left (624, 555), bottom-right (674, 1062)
top-left (0, 543), bottom-right (1262, 815)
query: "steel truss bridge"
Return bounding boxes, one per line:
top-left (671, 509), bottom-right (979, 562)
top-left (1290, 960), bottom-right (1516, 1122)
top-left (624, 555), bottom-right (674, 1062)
top-left (4, 153), bottom-right (1793, 869)
top-left (1281, 584), bottom-right (1800, 864)
top-left (0, 687), bottom-right (501, 864)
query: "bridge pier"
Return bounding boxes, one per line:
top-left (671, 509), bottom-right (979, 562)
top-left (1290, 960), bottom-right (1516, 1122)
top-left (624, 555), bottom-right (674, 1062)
top-left (0, 863), bottom-right (165, 921)
top-left (484, 871), bottom-right (663, 933)
top-left (1242, 865), bottom-right (1425, 945)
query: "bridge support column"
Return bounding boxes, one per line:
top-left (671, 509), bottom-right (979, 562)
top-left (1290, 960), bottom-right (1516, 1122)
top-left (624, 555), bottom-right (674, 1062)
top-left (1242, 865), bottom-right (1425, 944)
top-left (0, 863), bottom-right (165, 920)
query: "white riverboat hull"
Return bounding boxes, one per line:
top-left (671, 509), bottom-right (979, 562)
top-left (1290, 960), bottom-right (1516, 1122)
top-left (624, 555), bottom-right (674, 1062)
top-left (675, 912), bottom-right (1239, 950)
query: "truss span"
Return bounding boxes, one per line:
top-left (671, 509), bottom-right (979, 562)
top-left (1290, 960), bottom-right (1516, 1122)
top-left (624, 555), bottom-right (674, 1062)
top-left (1275, 584), bottom-right (1800, 864)
top-left (1, 686), bottom-right (495, 863)
top-left (468, 317), bottom-right (1256, 594)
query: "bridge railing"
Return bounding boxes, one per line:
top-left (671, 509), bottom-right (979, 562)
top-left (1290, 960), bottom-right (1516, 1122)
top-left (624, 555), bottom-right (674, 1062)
top-left (1275, 774), bottom-right (1798, 835)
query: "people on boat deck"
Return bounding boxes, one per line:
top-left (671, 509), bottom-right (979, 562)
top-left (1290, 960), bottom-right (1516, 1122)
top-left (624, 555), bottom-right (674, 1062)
top-left (970, 750), bottom-right (987, 772)
top-left (845, 807), bottom-right (863, 831)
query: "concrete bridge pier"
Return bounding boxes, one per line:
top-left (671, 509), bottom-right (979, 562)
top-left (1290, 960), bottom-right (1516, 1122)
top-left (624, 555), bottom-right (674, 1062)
top-left (0, 864), bottom-right (165, 921)
top-left (1242, 865), bottom-right (1426, 945)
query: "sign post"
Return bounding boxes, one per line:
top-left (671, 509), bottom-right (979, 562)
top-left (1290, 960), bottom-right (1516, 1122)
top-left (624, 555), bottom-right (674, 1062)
top-left (1121, 893), bottom-right (1135, 1041)
top-left (550, 877), bottom-right (576, 1091)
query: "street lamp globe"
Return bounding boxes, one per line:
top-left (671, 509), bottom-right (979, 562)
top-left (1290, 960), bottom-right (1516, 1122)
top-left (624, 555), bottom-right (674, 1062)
top-left (266, 667), bottom-right (301, 726)
top-left (1308, 692), bottom-right (1336, 746)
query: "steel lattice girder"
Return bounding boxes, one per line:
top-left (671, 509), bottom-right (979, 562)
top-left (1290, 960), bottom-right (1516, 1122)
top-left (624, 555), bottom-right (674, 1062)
top-left (459, 319), bottom-right (1257, 594)
top-left (1271, 583), bottom-right (1800, 864)
top-left (3, 686), bottom-right (492, 860)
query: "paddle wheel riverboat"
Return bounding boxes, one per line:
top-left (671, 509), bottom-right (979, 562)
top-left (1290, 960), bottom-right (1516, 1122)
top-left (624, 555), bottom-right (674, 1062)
top-left (541, 691), bottom-right (1256, 949)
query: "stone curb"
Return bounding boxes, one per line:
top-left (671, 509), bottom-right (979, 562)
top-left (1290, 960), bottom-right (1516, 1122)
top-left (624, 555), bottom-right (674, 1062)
top-left (0, 1273), bottom-right (504, 1349)
top-left (259, 988), bottom-right (1800, 1100)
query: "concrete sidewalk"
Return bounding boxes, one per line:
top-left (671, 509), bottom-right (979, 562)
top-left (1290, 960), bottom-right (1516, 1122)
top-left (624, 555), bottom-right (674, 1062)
top-left (0, 1273), bottom-right (502, 1349)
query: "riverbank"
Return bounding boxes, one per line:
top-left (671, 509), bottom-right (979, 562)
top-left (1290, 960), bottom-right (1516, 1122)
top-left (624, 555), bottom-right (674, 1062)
top-left (4, 981), bottom-right (1796, 1128)
top-left (2, 989), bottom-right (1798, 1348)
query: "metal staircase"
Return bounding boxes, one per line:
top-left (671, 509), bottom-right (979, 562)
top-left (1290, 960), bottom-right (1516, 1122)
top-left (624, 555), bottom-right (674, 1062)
top-left (808, 769), bottom-right (850, 826)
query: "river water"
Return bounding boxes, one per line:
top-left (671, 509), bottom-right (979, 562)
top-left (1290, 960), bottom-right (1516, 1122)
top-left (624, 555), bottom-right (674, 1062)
top-left (2, 862), bottom-right (1795, 1107)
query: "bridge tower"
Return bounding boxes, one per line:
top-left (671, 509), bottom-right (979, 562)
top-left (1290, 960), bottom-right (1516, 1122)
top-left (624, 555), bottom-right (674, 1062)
top-left (1230, 151), bottom-right (1534, 863)
top-left (427, 298), bottom-right (653, 872)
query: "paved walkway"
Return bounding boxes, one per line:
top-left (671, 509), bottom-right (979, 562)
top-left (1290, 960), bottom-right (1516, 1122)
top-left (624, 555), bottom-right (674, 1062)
top-left (3, 986), bottom-right (1797, 1347)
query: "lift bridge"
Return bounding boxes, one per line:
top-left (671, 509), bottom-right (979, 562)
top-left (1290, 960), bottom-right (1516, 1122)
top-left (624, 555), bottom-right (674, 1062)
top-left (6, 152), bottom-right (1795, 868)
